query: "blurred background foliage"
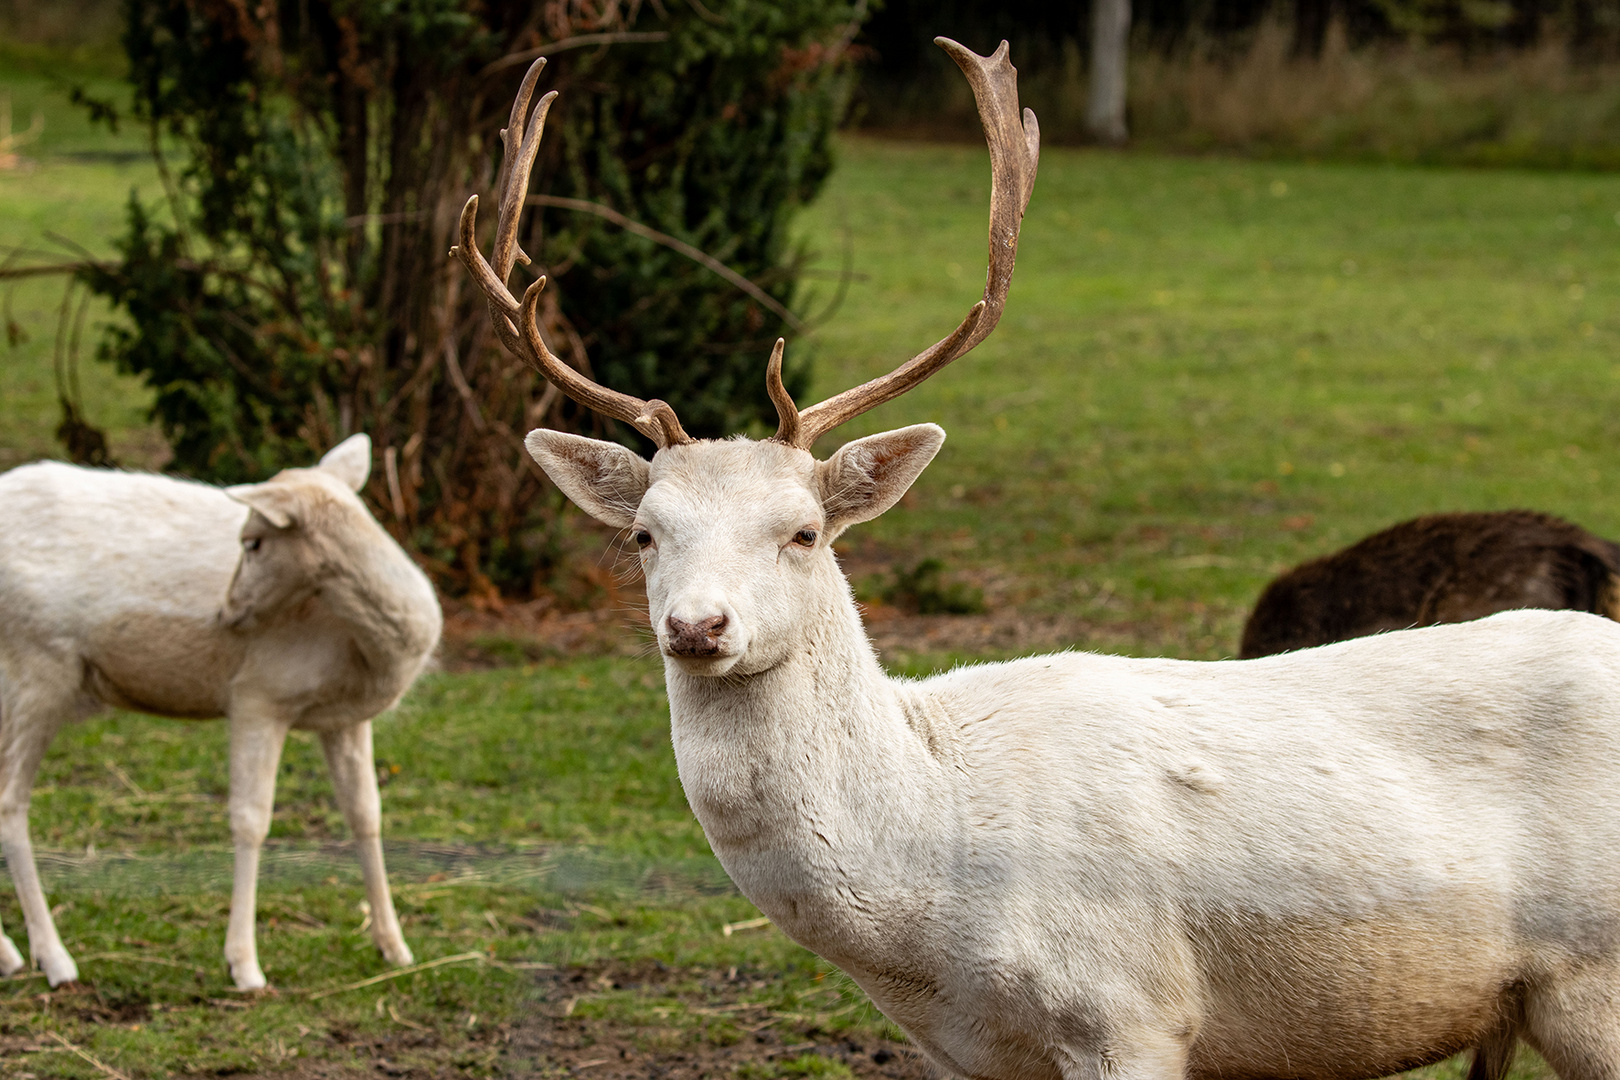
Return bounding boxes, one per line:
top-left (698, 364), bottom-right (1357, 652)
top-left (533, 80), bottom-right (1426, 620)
top-left (858, 0), bottom-right (1620, 164)
top-left (6, 0), bottom-right (1620, 603)
top-left (40, 0), bottom-right (859, 601)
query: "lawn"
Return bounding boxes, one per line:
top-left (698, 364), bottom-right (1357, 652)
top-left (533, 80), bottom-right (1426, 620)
top-left (2, 44), bottom-right (1612, 1079)
top-left (0, 42), bottom-right (168, 471)
top-left (797, 137), bottom-right (1620, 663)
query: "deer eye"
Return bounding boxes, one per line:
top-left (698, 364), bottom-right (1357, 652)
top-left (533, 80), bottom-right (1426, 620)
top-left (793, 528), bottom-right (818, 548)
top-left (633, 529), bottom-right (653, 550)
top-left (242, 537), bottom-right (262, 552)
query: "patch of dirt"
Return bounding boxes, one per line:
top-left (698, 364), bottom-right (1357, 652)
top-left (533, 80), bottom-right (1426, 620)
top-left (440, 588), bottom-right (1111, 674)
top-left (862, 607), bottom-right (1102, 660)
top-left (505, 963), bottom-right (933, 1080)
top-left (123, 962), bottom-right (935, 1080)
top-left (439, 597), bottom-right (649, 671)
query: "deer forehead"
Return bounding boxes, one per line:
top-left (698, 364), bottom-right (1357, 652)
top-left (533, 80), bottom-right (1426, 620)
top-left (247, 469), bottom-right (375, 539)
top-left (642, 440), bottom-right (823, 528)
top-left (269, 466), bottom-right (364, 501)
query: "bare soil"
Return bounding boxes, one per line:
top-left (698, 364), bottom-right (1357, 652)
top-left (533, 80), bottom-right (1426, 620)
top-left (0, 963), bottom-right (934, 1080)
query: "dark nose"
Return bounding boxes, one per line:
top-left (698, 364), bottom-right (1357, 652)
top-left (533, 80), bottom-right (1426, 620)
top-left (665, 614), bottom-right (728, 657)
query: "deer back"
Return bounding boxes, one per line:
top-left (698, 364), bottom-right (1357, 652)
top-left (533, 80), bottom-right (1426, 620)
top-left (0, 462), bottom-right (250, 716)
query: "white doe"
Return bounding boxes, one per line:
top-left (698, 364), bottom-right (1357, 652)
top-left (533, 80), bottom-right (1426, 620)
top-left (458, 43), bottom-right (1620, 1080)
top-left (0, 434), bottom-right (440, 989)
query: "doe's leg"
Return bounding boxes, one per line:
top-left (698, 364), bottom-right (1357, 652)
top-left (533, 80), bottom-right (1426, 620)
top-left (0, 683), bottom-right (78, 986)
top-left (224, 707), bottom-right (292, 991)
top-left (321, 721), bottom-right (412, 967)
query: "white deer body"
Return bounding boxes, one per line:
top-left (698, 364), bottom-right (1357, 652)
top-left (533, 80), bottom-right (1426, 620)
top-left (0, 435), bottom-right (440, 989)
top-left (461, 39), bottom-right (1612, 1080)
top-left (678, 614), bottom-right (1607, 1080)
top-left (532, 432), bottom-right (1620, 1080)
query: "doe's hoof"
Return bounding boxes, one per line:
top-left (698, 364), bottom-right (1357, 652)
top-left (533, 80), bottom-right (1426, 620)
top-left (381, 941), bottom-right (414, 967)
top-left (41, 953), bottom-right (79, 988)
top-left (230, 961), bottom-right (268, 992)
top-left (0, 935), bottom-right (24, 976)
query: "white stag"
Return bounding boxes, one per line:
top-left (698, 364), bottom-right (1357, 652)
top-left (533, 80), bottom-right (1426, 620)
top-left (0, 435), bottom-right (440, 989)
top-left (456, 43), bottom-right (1616, 1080)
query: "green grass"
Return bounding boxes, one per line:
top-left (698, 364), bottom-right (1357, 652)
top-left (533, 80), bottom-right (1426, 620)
top-left (1, 46), bottom-right (1614, 1080)
top-left (796, 136), bottom-right (1620, 659)
top-left (2, 662), bottom-right (895, 1077)
top-left (0, 50), bottom-right (166, 470)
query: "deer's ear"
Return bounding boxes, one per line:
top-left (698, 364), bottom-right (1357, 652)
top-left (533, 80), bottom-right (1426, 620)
top-left (526, 429), bottom-right (650, 529)
top-left (318, 433), bottom-right (372, 491)
top-left (226, 483), bottom-right (303, 529)
top-left (817, 424), bottom-right (945, 536)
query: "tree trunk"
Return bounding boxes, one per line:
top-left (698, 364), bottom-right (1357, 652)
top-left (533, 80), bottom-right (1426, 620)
top-left (1086, 0), bottom-right (1131, 145)
top-left (1292, 0), bottom-right (1332, 57)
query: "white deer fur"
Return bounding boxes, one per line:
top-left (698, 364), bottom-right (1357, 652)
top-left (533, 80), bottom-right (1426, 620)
top-left (0, 435), bottom-right (441, 989)
top-left (529, 424), bottom-right (1620, 1080)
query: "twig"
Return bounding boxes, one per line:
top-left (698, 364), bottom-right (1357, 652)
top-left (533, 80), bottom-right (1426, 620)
top-left (103, 760), bottom-right (145, 797)
top-left (107, 792), bottom-right (216, 807)
top-left (823, 0), bottom-right (870, 67)
top-left (387, 1002), bottom-right (428, 1031)
top-left (384, 445), bottom-right (407, 523)
top-left (77, 952), bottom-right (206, 974)
top-left (529, 195), bottom-right (804, 332)
top-left (481, 32), bottom-right (671, 76)
top-left (44, 1031), bottom-right (132, 1080)
top-left (684, 0), bottom-right (727, 25)
top-left (0, 260), bottom-right (115, 281)
top-left (721, 916), bottom-right (772, 936)
top-left (305, 951), bottom-right (486, 999)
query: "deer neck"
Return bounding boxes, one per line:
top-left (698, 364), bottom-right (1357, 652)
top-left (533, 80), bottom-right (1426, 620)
top-left (663, 565), bottom-right (957, 959)
top-left (317, 541), bottom-right (441, 688)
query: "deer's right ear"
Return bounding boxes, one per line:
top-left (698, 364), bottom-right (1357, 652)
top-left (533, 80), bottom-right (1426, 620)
top-left (525, 430), bottom-right (650, 529)
top-left (226, 483), bottom-right (302, 529)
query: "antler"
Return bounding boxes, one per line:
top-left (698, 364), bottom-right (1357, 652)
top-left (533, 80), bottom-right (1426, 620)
top-left (450, 57), bottom-right (694, 449)
top-left (769, 37), bottom-right (1040, 451)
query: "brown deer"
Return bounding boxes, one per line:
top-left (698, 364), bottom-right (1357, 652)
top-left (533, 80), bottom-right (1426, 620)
top-left (1240, 510), bottom-right (1620, 658)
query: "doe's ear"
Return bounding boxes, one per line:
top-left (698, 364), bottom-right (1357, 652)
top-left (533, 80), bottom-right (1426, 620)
top-left (226, 483), bottom-right (303, 530)
top-left (318, 433), bottom-right (372, 491)
top-left (525, 429), bottom-right (650, 530)
top-left (817, 424), bottom-right (945, 536)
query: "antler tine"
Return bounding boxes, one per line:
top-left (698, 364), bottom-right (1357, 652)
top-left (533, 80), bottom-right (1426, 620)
top-left (493, 59), bottom-right (554, 279)
top-left (451, 57), bottom-right (695, 450)
top-left (772, 37), bottom-right (1039, 450)
top-left (764, 338), bottom-right (800, 446)
top-left (519, 280), bottom-right (693, 447)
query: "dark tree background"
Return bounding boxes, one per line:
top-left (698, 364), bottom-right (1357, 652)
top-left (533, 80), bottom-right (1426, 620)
top-left (81, 0), bottom-right (861, 601)
top-left (855, 0), bottom-right (1620, 134)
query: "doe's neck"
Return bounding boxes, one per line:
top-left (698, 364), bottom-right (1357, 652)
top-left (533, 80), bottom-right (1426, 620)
top-left (317, 537), bottom-right (442, 677)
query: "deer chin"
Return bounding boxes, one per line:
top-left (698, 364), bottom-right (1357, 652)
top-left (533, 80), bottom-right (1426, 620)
top-left (664, 651), bottom-right (744, 678)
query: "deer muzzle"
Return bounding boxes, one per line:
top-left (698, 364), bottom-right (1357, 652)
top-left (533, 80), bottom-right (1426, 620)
top-left (665, 614), bottom-right (729, 658)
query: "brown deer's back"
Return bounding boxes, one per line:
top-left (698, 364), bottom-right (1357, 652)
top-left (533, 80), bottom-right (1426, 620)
top-left (1239, 511), bottom-right (1620, 658)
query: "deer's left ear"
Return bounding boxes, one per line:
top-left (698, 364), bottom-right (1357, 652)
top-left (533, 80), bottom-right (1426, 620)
top-left (816, 424), bottom-right (945, 537)
top-left (318, 433), bottom-right (372, 491)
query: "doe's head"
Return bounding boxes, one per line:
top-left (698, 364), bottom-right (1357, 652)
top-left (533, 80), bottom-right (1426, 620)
top-left (220, 433), bottom-right (379, 629)
top-left (528, 425), bottom-right (944, 676)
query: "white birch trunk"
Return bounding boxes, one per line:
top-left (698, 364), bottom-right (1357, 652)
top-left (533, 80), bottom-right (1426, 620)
top-left (1086, 0), bottom-right (1131, 144)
